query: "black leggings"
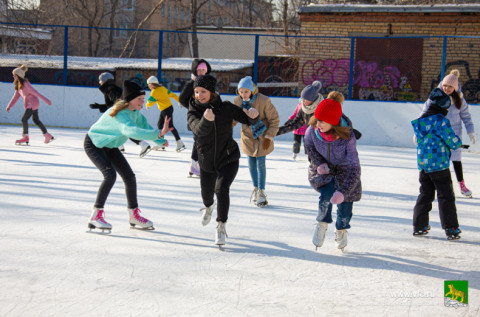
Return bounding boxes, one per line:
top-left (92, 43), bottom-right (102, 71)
top-left (84, 134), bottom-right (137, 209)
top-left (21, 108), bottom-right (47, 135)
top-left (157, 106), bottom-right (180, 141)
top-left (452, 161), bottom-right (463, 182)
top-left (293, 134), bottom-right (304, 154)
top-left (200, 161), bottom-right (239, 223)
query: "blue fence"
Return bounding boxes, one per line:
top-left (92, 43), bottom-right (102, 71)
top-left (1, 21), bottom-right (479, 103)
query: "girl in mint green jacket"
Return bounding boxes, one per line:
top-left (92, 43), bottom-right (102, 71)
top-left (84, 80), bottom-right (172, 232)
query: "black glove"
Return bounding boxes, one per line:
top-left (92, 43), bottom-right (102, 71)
top-left (89, 103), bottom-right (100, 109)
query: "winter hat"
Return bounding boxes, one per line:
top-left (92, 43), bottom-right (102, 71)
top-left (99, 72), bottom-right (114, 83)
top-left (429, 88), bottom-right (451, 109)
top-left (147, 76), bottom-right (159, 84)
top-left (238, 76), bottom-right (256, 94)
top-left (194, 74), bottom-right (217, 93)
top-left (442, 73), bottom-right (459, 91)
top-left (314, 99), bottom-right (342, 125)
top-left (123, 80), bottom-right (145, 102)
top-left (12, 64), bottom-right (27, 79)
top-left (301, 81), bottom-right (322, 102)
top-left (196, 62), bottom-right (208, 71)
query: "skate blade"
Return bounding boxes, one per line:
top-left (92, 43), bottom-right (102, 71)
top-left (188, 174), bottom-right (200, 178)
top-left (139, 147), bottom-right (152, 158)
top-left (176, 147), bottom-right (186, 152)
top-left (447, 235), bottom-right (461, 240)
top-left (87, 224), bottom-right (111, 234)
top-left (130, 224), bottom-right (155, 230)
top-left (15, 142), bottom-right (29, 146)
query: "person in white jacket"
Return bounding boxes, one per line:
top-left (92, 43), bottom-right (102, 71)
top-left (420, 69), bottom-right (476, 198)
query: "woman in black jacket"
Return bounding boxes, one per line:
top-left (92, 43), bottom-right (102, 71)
top-left (187, 74), bottom-right (259, 247)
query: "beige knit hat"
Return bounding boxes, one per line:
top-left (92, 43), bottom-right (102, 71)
top-left (442, 69), bottom-right (460, 91)
top-left (12, 64), bottom-right (28, 79)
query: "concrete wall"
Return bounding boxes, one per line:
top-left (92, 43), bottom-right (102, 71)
top-left (1, 83), bottom-right (479, 151)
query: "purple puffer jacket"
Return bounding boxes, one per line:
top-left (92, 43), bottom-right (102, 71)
top-left (304, 114), bottom-right (362, 202)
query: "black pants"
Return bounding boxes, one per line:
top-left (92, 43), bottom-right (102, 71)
top-left (200, 160), bottom-right (239, 223)
top-left (293, 134), bottom-right (304, 154)
top-left (84, 134), bottom-right (137, 209)
top-left (157, 106), bottom-right (180, 141)
top-left (413, 169), bottom-right (459, 229)
top-left (191, 139), bottom-right (198, 161)
top-left (22, 108), bottom-right (47, 135)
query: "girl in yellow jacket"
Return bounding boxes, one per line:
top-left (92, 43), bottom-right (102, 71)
top-left (233, 76), bottom-right (280, 207)
top-left (146, 76), bottom-right (185, 152)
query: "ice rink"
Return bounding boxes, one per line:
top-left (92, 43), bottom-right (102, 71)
top-left (1, 125), bottom-right (479, 316)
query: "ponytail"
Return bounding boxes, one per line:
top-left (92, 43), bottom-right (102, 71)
top-left (110, 99), bottom-right (129, 117)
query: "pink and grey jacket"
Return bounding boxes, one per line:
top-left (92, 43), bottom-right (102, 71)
top-left (7, 81), bottom-right (52, 111)
top-left (288, 101), bottom-right (307, 135)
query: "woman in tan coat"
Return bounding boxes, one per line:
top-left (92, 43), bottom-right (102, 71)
top-left (233, 76), bottom-right (280, 207)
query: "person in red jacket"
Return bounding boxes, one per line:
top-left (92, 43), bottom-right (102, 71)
top-left (6, 64), bottom-right (54, 145)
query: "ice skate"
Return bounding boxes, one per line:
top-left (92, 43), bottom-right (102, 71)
top-left (250, 187), bottom-right (258, 205)
top-left (313, 222), bottom-right (328, 250)
top-left (292, 153), bottom-right (297, 160)
top-left (139, 141), bottom-right (152, 158)
top-left (15, 134), bottom-right (29, 146)
top-left (127, 207), bottom-right (154, 230)
top-left (88, 208), bottom-right (112, 233)
top-left (43, 132), bottom-right (54, 144)
top-left (413, 225), bottom-right (431, 236)
top-left (335, 229), bottom-right (348, 251)
top-left (256, 189), bottom-right (268, 207)
top-left (459, 180), bottom-right (472, 198)
top-left (445, 227), bottom-right (461, 240)
top-left (176, 140), bottom-right (186, 152)
top-left (152, 144), bottom-right (165, 151)
top-left (215, 221), bottom-right (227, 248)
top-left (188, 160), bottom-right (200, 178)
top-left (200, 202), bottom-right (215, 226)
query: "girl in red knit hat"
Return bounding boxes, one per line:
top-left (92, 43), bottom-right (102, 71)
top-left (304, 92), bottom-right (362, 251)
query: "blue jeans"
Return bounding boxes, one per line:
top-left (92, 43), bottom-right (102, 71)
top-left (247, 156), bottom-right (266, 189)
top-left (316, 180), bottom-right (353, 230)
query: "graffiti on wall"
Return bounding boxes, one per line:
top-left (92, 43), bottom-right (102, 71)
top-left (257, 56), bottom-right (298, 96)
top-left (431, 60), bottom-right (480, 104)
top-left (300, 58), bottom-right (418, 101)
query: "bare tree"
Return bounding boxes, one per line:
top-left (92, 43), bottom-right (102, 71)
top-left (119, 0), bottom-right (165, 58)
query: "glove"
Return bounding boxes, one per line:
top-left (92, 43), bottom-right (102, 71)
top-left (6, 107), bottom-right (10, 113)
top-left (413, 134), bottom-right (417, 145)
top-left (469, 132), bottom-right (476, 144)
top-left (330, 191), bottom-right (344, 204)
top-left (89, 103), bottom-right (100, 109)
top-left (317, 163), bottom-right (330, 175)
top-left (262, 138), bottom-right (272, 150)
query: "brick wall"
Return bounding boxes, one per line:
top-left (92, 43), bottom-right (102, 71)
top-left (299, 10), bottom-right (480, 102)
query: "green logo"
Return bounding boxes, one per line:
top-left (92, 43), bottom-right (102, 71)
top-left (444, 280), bottom-right (468, 307)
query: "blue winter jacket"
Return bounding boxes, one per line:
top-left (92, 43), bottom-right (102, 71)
top-left (411, 114), bottom-right (462, 173)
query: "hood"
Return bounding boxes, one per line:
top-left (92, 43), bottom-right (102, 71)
top-left (412, 114), bottom-right (444, 139)
top-left (191, 59), bottom-right (212, 76)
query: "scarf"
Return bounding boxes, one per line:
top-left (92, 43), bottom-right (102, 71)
top-left (315, 128), bottom-right (339, 142)
top-left (241, 94), bottom-right (266, 139)
top-left (301, 95), bottom-right (324, 115)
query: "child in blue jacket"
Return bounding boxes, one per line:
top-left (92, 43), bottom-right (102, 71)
top-left (411, 88), bottom-right (462, 240)
top-left (84, 80), bottom-right (172, 232)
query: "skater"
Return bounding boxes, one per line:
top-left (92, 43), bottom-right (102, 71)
top-left (179, 59), bottom-right (212, 177)
top-left (412, 88), bottom-right (462, 240)
top-left (146, 75), bottom-right (185, 152)
top-left (84, 80), bottom-right (173, 232)
top-left (304, 93), bottom-right (362, 251)
top-left (6, 64), bottom-right (54, 145)
top-left (420, 69), bottom-right (476, 198)
top-left (89, 72), bottom-right (152, 158)
top-left (277, 81), bottom-right (323, 138)
top-left (288, 100), bottom-right (307, 160)
top-left (233, 76), bottom-right (280, 207)
top-left (187, 74), bottom-right (259, 246)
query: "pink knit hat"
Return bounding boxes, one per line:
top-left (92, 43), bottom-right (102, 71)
top-left (196, 62), bottom-right (208, 71)
top-left (442, 74), bottom-right (459, 91)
